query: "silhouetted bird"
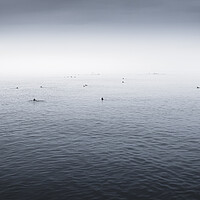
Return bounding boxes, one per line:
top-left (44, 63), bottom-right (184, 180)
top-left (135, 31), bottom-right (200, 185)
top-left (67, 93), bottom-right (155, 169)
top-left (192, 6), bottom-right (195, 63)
top-left (101, 97), bottom-right (104, 101)
top-left (33, 98), bottom-right (36, 101)
top-left (16, 87), bottom-right (19, 89)
top-left (197, 86), bottom-right (200, 89)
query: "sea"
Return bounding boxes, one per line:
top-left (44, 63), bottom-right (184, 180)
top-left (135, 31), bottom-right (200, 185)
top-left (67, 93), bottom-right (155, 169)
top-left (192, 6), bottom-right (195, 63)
top-left (0, 73), bottom-right (200, 200)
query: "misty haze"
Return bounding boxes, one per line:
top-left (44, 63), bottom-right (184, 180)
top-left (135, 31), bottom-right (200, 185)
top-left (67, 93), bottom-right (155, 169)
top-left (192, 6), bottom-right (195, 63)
top-left (0, 1), bottom-right (200, 200)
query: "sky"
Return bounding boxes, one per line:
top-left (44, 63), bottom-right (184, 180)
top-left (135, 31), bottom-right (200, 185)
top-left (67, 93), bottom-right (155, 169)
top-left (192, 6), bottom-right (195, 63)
top-left (0, 0), bottom-right (200, 77)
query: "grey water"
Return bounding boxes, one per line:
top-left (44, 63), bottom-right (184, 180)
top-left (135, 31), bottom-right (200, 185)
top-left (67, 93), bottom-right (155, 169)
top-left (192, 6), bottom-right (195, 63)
top-left (0, 74), bottom-right (200, 200)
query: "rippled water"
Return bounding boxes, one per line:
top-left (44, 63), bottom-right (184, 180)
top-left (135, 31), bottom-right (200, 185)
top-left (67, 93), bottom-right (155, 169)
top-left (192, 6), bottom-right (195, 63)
top-left (0, 74), bottom-right (200, 200)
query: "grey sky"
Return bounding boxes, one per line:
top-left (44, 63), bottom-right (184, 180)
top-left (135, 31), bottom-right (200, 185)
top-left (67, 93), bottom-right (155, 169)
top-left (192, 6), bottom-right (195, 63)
top-left (0, 0), bottom-right (200, 76)
top-left (0, 0), bottom-right (200, 27)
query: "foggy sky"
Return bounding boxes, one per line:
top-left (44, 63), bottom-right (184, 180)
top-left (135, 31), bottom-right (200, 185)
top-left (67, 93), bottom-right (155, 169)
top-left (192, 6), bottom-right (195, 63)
top-left (1, 0), bottom-right (200, 28)
top-left (0, 0), bottom-right (200, 77)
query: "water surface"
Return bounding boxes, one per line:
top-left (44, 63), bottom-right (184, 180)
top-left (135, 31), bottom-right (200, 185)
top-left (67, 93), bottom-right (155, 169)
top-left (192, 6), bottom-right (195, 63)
top-left (0, 74), bottom-right (200, 200)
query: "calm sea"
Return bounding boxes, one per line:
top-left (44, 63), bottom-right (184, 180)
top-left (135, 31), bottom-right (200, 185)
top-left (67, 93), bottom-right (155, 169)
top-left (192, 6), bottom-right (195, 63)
top-left (0, 74), bottom-right (200, 200)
